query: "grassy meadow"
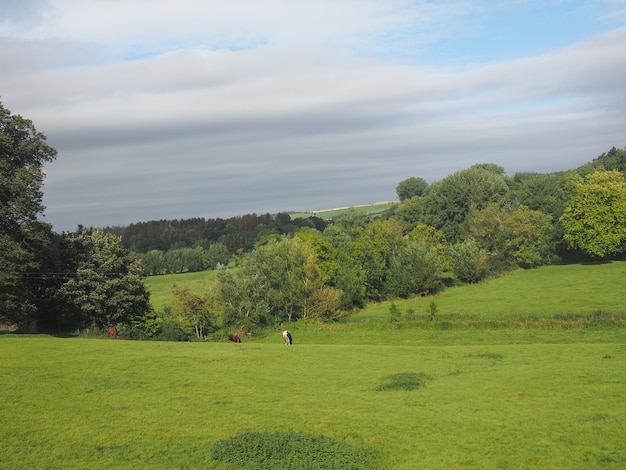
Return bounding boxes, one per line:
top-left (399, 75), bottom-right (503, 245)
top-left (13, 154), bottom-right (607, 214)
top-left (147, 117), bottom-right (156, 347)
top-left (2, 261), bottom-right (626, 468)
top-left (145, 270), bottom-right (218, 313)
top-left (290, 201), bottom-right (398, 220)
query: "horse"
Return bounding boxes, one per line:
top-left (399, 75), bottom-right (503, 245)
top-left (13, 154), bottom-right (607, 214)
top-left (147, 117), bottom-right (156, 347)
top-left (282, 330), bottom-right (293, 345)
top-left (227, 334), bottom-right (241, 343)
top-left (107, 326), bottom-right (119, 339)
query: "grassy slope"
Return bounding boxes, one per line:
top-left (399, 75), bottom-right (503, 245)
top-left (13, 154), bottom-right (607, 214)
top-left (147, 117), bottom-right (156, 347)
top-left (145, 270), bottom-right (218, 312)
top-left (354, 261), bottom-right (626, 321)
top-left (146, 261), bottom-right (626, 318)
top-left (2, 262), bottom-right (625, 468)
top-left (290, 202), bottom-right (397, 220)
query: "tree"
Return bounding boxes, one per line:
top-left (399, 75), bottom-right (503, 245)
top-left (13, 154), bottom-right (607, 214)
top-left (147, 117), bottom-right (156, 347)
top-left (138, 249), bottom-right (166, 275)
top-left (348, 219), bottom-right (403, 300)
top-left (422, 167), bottom-right (510, 242)
top-left (449, 238), bottom-right (489, 283)
top-left (172, 287), bottom-right (216, 340)
top-left (560, 170), bottom-right (626, 258)
top-left (0, 102), bottom-right (57, 228)
top-left (511, 172), bottom-right (567, 223)
top-left (0, 100), bottom-right (57, 329)
top-left (216, 265), bottom-right (271, 329)
top-left (582, 146), bottom-right (626, 174)
top-left (58, 228), bottom-right (151, 330)
top-left (396, 177), bottom-right (429, 201)
top-left (385, 239), bottom-right (445, 298)
top-left (216, 237), bottom-right (341, 327)
top-left (296, 228), bottom-right (341, 285)
top-left (205, 242), bottom-right (230, 269)
top-left (464, 204), bottom-right (553, 271)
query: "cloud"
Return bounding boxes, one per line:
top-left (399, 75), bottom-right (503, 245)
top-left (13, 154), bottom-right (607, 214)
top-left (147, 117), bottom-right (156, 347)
top-left (1, 2), bottom-right (625, 230)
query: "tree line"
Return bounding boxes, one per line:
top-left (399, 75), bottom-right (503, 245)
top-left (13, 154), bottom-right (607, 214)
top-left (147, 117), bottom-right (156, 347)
top-left (2, 99), bottom-right (625, 338)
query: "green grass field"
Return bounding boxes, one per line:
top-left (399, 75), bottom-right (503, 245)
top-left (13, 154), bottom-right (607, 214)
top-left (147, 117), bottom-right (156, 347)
top-left (2, 262), bottom-right (625, 468)
top-left (290, 201), bottom-right (398, 220)
top-left (145, 270), bottom-right (218, 312)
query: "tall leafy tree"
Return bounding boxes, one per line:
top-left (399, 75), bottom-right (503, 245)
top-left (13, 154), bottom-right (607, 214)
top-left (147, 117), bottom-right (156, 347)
top-left (216, 237), bottom-right (341, 327)
top-left (58, 228), bottom-right (151, 330)
top-left (348, 219), bottom-right (403, 300)
top-left (0, 101), bottom-right (57, 329)
top-left (216, 264), bottom-right (271, 330)
top-left (172, 287), bottom-right (216, 340)
top-left (449, 238), bottom-right (490, 283)
top-left (465, 204), bottom-right (553, 271)
top-left (396, 177), bottom-right (429, 201)
top-left (385, 240), bottom-right (444, 298)
top-left (422, 167), bottom-right (510, 242)
top-left (560, 170), bottom-right (626, 258)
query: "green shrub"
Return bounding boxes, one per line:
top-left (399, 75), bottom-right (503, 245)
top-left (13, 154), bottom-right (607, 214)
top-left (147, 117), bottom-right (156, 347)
top-left (211, 431), bottom-right (383, 469)
top-left (375, 372), bottom-right (431, 391)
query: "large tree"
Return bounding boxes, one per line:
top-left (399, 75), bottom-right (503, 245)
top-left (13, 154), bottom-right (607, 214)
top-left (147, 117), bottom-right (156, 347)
top-left (560, 170), bottom-right (626, 258)
top-left (396, 177), bottom-right (429, 201)
top-left (465, 204), bottom-right (553, 271)
top-left (0, 101), bottom-right (57, 328)
top-left (422, 167), bottom-right (510, 242)
top-left (58, 228), bottom-right (151, 330)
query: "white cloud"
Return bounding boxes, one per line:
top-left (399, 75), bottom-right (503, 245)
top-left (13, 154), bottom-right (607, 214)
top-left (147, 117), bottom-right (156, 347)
top-left (1, 1), bottom-right (625, 230)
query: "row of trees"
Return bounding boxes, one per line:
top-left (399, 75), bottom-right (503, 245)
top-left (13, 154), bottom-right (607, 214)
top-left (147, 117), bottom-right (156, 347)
top-left (105, 212), bottom-right (328, 253)
top-left (169, 154), bottom-right (626, 338)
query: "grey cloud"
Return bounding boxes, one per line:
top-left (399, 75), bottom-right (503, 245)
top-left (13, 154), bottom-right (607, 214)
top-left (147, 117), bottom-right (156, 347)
top-left (0, 0), bottom-right (51, 26)
top-left (4, 24), bottom-right (624, 231)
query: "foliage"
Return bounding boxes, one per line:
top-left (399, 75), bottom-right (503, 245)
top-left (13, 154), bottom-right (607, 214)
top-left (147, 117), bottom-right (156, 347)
top-left (511, 172), bottom-right (567, 222)
top-left (385, 240), bottom-right (445, 298)
top-left (0, 101), bottom-right (57, 228)
top-left (216, 265), bottom-right (271, 329)
top-left (388, 302), bottom-right (401, 322)
top-left (57, 228), bottom-right (151, 329)
top-left (395, 176), bottom-right (429, 201)
top-left (295, 228), bottom-right (341, 285)
top-left (449, 238), bottom-right (490, 283)
top-left (171, 287), bottom-right (216, 339)
top-left (464, 203), bottom-right (553, 271)
top-left (348, 219), bottom-right (404, 300)
top-left (421, 167), bottom-right (511, 242)
top-left (211, 431), bottom-right (382, 469)
top-left (580, 145), bottom-right (626, 174)
top-left (393, 195), bottom-right (428, 227)
top-left (0, 101), bottom-right (57, 328)
top-left (560, 170), bottom-right (626, 258)
top-left (333, 207), bottom-right (371, 238)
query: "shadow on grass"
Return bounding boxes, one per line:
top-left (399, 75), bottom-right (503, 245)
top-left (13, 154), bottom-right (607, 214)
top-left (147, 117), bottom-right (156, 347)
top-left (375, 372), bottom-right (432, 391)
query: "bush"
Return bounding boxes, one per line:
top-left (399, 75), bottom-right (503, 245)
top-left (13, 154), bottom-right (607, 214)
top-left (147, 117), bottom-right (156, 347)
top-left (211, 431), bottom-right (383, 469)
top-left (375, 372), bottom-right (432, 391)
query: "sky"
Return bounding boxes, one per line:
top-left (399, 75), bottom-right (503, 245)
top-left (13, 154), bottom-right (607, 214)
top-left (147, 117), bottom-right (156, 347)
top-left (1, 0), bottom-right (625, 231)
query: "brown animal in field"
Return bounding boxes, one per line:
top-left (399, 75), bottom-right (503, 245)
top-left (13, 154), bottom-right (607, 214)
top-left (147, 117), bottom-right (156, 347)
top-left (227, 334), bottom-right (241, 343)
top-left (107, 326), bottom-right (119, 339)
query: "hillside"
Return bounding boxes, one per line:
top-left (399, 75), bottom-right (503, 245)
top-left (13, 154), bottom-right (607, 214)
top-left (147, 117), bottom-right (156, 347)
top-left (146, 261), bottom-right (626, 335)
